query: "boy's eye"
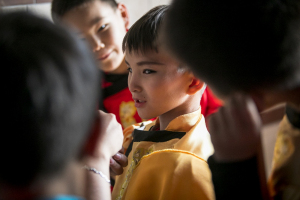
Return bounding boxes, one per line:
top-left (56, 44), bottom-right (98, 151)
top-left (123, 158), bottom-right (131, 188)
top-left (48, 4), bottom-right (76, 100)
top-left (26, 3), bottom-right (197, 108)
top-left (143, 69), bottom-right (156, 74)
top-left (98, 24), bottom-right (108, 32)
top-left (127, 67), bottom-right (132, 73)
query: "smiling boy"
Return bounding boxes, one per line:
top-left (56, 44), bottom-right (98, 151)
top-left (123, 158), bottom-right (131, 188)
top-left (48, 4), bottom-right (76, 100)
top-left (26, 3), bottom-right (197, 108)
top-left (111, 5), bottom-right (215, 200)
top-left (55, 0), bottom-right (127, 74)
top-left (52, 0), bottom-right (142, 129)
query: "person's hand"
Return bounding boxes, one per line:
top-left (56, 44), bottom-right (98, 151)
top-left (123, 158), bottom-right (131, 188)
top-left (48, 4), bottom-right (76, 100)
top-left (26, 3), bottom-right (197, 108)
top-left (110, 147), bottom-right (128, 176)
top-left (97, 110), bottom-right (124, 160)
top-left (83, 111), bottom-right (124, 200)
top-left (208, 93), bottom-right (262, 162)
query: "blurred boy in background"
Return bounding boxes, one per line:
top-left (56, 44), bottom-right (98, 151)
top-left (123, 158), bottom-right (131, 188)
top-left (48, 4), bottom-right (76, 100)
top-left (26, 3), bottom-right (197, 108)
top-left (0, 12), bottom-right (123, 200)
top-left (162, 0), bottom-right (300, 199)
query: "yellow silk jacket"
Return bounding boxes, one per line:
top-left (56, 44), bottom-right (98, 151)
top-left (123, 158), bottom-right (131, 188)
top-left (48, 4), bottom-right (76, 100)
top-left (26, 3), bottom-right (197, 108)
top-left (112, 109), bottom-right (215, 200)
top-left (268, 105), bottom-right (300, 200)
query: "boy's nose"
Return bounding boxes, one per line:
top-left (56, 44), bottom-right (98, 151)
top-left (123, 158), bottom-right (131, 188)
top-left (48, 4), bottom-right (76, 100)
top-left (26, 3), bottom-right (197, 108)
top-left (128, 73), bottom-right (142, 93)
top-left (90, 36), bottom-right (105, 52)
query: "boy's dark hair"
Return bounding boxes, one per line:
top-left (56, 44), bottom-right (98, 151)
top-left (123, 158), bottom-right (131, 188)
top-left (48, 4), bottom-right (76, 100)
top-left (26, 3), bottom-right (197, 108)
top-left (52, 0), bottom-right (118, 22)
top-left (0, 12), bottom-right (99, 186)
top-left (123, 5), bottom-right (168, 54)
top-left (163, 0), bottom-right (300, 96)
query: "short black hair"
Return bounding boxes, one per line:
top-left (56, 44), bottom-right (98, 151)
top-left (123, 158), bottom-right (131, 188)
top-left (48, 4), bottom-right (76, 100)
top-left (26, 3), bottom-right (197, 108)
top-left (123, 5), bottom-right (168, 54)
top-left (163, 0), bottom-right (300, 95)
top-left (0, 12), bottom-right (99, 186)
top-left (52, 0), bottom-right (118, 22)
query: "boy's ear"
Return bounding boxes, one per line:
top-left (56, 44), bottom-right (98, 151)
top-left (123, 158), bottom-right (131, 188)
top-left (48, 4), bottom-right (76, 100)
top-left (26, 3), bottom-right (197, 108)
top-left (187, 77), bottom-right (205, 95)
top-left (81, 113), bottom-right (101, 157)
top-left (117, 3), bottom-right (130, 30)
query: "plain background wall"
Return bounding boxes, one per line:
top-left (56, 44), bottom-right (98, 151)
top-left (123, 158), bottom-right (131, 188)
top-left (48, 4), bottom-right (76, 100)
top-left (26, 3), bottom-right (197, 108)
top-left (1, 0), bottom-right (172, 26)
top-left (120, 0), bottom-right (171, 26)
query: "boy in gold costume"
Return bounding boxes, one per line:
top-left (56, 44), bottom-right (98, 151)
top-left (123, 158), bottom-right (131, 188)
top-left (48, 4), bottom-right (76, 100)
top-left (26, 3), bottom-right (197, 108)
top-left (112, 5), bottom-right (215, 200)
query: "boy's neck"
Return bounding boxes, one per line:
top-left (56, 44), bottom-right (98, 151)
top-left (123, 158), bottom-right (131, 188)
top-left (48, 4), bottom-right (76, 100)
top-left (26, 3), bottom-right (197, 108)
top-left (158, 97), bottom-right (201, 130)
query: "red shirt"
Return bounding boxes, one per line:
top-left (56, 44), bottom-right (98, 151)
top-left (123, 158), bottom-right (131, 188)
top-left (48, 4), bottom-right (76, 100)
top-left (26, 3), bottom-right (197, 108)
top-left (200, 87), bottom-right (223, 116)
top-left (101, 73), bottom-right (142, 129)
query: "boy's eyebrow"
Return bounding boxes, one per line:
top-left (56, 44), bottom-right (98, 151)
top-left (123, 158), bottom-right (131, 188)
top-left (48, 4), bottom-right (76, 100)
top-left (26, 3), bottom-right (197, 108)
top-left (89, 16), bottom-right (104, 26)
top-left (136, 61), bottom-right (164, 66)
top-left (125, 60), bottom-right (164, 66)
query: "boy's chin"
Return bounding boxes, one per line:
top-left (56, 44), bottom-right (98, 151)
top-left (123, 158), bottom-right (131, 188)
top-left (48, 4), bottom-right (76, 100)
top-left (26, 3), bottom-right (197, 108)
top-left (140, 115), bottom-right (152, 121)
top-left (99, 65), bottom-right (113, 72)
top-left (137, 112), bottom-right (155, 121)
top-left (98, 62), bottom-right (117, 73)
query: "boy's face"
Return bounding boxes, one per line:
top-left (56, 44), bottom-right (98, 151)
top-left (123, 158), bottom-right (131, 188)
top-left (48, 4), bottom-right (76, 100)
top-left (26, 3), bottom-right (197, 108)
top-left (125, 48), bottom-right (193, 120)
top-left (62, 1), bottom-right (128, 73)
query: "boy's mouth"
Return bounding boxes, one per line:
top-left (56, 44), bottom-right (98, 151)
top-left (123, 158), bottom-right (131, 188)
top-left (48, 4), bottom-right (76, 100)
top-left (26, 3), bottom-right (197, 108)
top-left (98, 52), bottom-right (111, 61)
top-left (135, 99), bottom-right (146, 103)
top-left (133, 98), bottom-right (146, 108)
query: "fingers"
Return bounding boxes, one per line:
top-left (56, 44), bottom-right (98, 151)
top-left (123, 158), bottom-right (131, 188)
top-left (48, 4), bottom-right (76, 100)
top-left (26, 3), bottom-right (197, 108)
top-left (97, 110), bottom-right (124, 157)
top-left (208, 93), bottom-right (263, 162)
top-left (245, 97), bottom-right (262, 133)
top-left (110, 152), bottom-right (128, 176)
top-left (113, 151), bottom-right (128, 167)
top-left (209, 104), bottom-right (230, 144)
top-left (110, 157), bottom-right (123, 176)
top-left (220, 93), bottom-right (261, 135)
top-left (229, 94), bottom-right (261, 138)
